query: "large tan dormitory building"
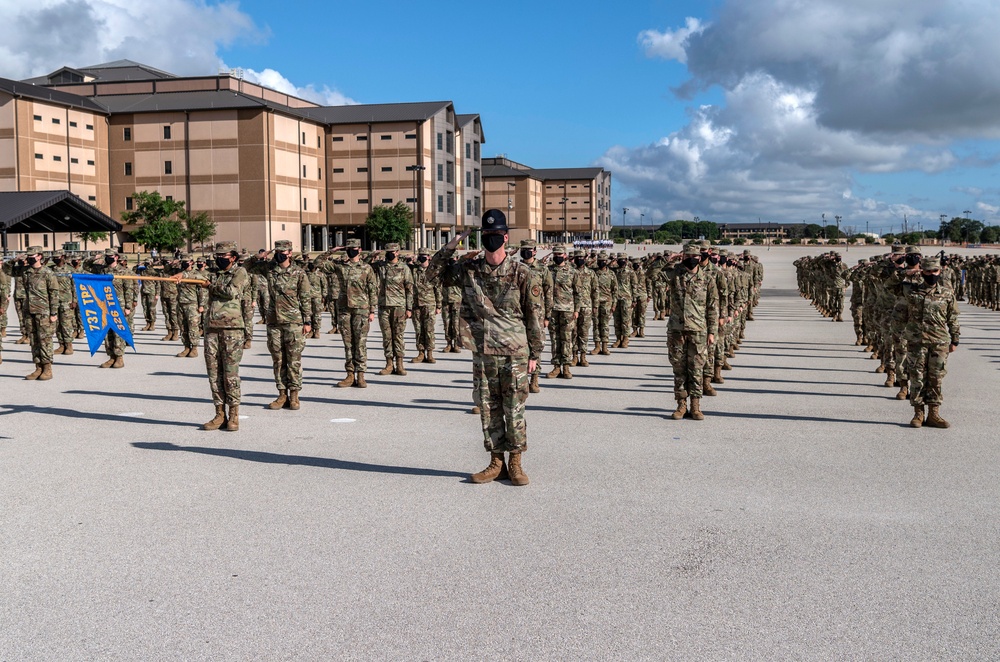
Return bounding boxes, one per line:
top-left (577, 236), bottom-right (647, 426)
top-left (482, 157), bottom-right (612, 245)
top-left (0, 60), bottom-right (490, 252)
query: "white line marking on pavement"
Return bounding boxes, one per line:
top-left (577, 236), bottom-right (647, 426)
top-left (330, 418), bottom-right (356, 423)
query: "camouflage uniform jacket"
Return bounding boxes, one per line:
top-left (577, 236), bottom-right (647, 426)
top-left (245, 258), bottom-right (312, 325)
top-left (307, 270), bottom-right (324, 300)
top-left (593, 268), bottom-right (616, 305)
top-left (410, 263), bottom-right (441, 310)
top-left (427, 248), bottom-right (543, 360)
top-left (549, 263), bottom-right (580, 313)
top-left (3, 261), bottom-right (59, 315)
top-left (574, 266), bottom-right (599, 312)
top-left (632, 266), bottom-right (648, 300)
top-left (205, 266), bottom-right (249, 331)
top-left (895, 281), bottom-right (959, 346)
top-left (324, 260), bottom-right (378, 312)
top-left (50, 263), bottom-right (76, 304)
top-left (373, 260), bottom-right (414, 309)
top-left (612, 265), bottom-right (636, 301)
top-left (527, 261), bottom-right (554, 317)
top-left (667, 265), bottom-right (719, 333)
top-left (174, 269), bottom-right (208, 307)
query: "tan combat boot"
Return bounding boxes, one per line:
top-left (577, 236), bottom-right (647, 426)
top-left (336, 372), bottom-right (355, 388)
top-left (112, 357), bottom-right (124, 368)
top-left (875, 364), bottom-right (886, 374)
top-left (63, 344), bottom-right (73, 356)
top-left (99, 357), bottom-right (114, 368)
top-left (425, 350), bottom-right (436, 364)
top-left (225, 405), bottom-right (239, 431)
top-left (910, 405), bottom-right (924, 428)
top-left (25, 364), bottom-right (42, 380)
top-left (411, 351), bottom-right (425, 363)
top-left (611, 339), bottom-right (622, 348)
top-left (621, 338), bottom-right (630, 348)
top-left (670, 398), bottom-right (687, 420)
top-left (202, 405), bottom-right (226, 431)
top-left (268, 390), bottom-right (287, 410)
top-left (507, 452), bottom-right (529, 486)
top-left (161, 332), bottom-right (172, 342)
top-left (590, 343), bottom-right (600, 355)
top-left (176, 347), bottom-right (191, 358)
top-left (712, 364), bottom-right (725, 384)
top-left (883, 374), bottom-right (894, 388)
top-left (600, 342), bottom-right (611, 356)
top-left (243, 339), bottom-right (252, 350)
top-left (38, 363), bottom-right (52, 381)
top-left (629, 329), bottom-right (637, 338)
top-left (690, 397), bottom-right (705, 421)
top-left (394, 357), bottom-right (407, 376)
top-left (470, 453), bottom-right (507, 484)
top-left (702, 376), bottom-right (717, 397)
top-left (355, 372), bottom-right (367, 388)
top-left (546, 366), bottom-right (561, 379)
top-left (895, 384), bottom-right (909, 400)
top-left (529, 372), bottom-right (540, 394)
top-left (470, 405), bottom-right (481, 414)
top-left (188, 347), bottom-right (198, 358)
top-left (378, 360), bottom-right (394, 376)
top-left (451, 342), bottom-right (462, 354)
top-left (637, 329), bottom-right (645, 338)
top-left (54, 344), bottom-right (65, 355)
top-left (577, 353), bottom-right (589, 368)
top-left (570, 353), bottom-right (578, 367)
top-left (16, 335), bottom-right (28, 344)
top-left (288, 391), bottom-right (300, 410)
top-left (925, 406), bottom-right (950, 429)
top-left (721, 358), bottom-right (732, 371)
top-left (560, 365), bottom-right (573, 379)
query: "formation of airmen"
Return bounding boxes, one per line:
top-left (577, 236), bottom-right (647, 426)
top-left (796, 245), bottom-right (961, 428)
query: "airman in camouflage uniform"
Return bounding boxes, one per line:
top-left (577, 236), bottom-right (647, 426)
top-left (3, 247), bottom-right (59, 379)
top-left (592, 251), bottom-right (615, 355)
top-left (440, 257), bottom-right (464, 353)
top-left (572, 249), bottom-right (598, 368)
top-left (849, 259), bottom-right (867, 345)
top-left (372, 242), bottom-right (414, 376)
top-left (318, 238), bottom-right (378, 387)
top-left (546, 245), bottom-right (579, 379)
top-left (306, 260), bottom-right (325, 339)
top-left (173, 254), bottom-right (208, 358)
top-left (137, 260), bottom-right (159, 332)
top-left (427, 210), bottom-right (543, 486)
top-left (245, 240), bottom-right (312, 410)
top-left (0, 257), bottom-right (10, 339)
top-left (49, 251), bottom-right (77, 355)
top-left (519, 239), bottom-right (552, 393)
top-left (666, 244), bottom-right (719, 420)
top-left (896, 256), bottom-right (959, 429)
top-left (201, 241), bottom-right (248, 432)
top-left (83, 249), bottom-right (137, 369)
top-left (409, 247), bottom-right (441, 364)
top-left (612, 251), bottom-right (637, 348)
top-left (13, 265), bottom-right (28, 344)
top-left (630, 257), bottom-right (649, 338)
top-left (239, 257), bottom-right (255, 349)
top-left (157, 258), bottom-right (180, 341)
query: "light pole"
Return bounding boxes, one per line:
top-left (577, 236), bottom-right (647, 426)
top-left (963, 210), bottom-right (972, 245)
top-left (622, 207), bottom-right (629, 243)
top-left (835, 215), bottom-right (842, 250)
top-left (693, 216), bottom-right (699, 242)
top-left (562, 196), bottom-right (570, 244)
top-left (507, 181), bottom-right (515, 227)
top-left (405, 164), bottom-right (425, 249)
top-left (640, 213), bottom-right (644, 244)
top-left (940, 214), bottom-right (948, 245)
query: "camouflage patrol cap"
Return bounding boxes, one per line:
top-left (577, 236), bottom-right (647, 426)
top-left (743, 249), bottom-right (752, 255)
top-left (552, 245), bottom-right (567, 255)
top-left (417, 247), bottom-right (431, 256)
top-left (26, 245), bottom-right (44, 254)
top-left (905, 245), bottom-right (922, 254)
top-left (891, 243), bottom-right (905, 254)
top-left (274, 240), bottom-right (293, 251)
top-left (698, 239), bottom-right (711, 249)
top-left (597, 251), bottom-right (609, 259)
top-left (520, 239), bottom-right (537, 249)
top-left (920, 257), bottom-right (941, 271)
top-left (384, 242), bottom-right (401, 252)
top-left (214, 240), bottom-right (238, 254)
top-left (630, 256), bottom-right (641, 263)
top-left (104, 248), bottom-right (117, 257)
top-left (345, 238), bottom-right (361, 248)
top-left (617, 251), bottom-right (629, 259)
top-left (573, 249), bottom-right (586, 257)
top-left (682, 245), bottom-right (700, 256)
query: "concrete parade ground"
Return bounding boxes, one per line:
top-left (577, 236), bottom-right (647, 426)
top-left (2, 245), bottom-right (999, 660)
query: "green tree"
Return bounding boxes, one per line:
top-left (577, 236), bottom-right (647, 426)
top-left (980, 226), bottom-right (1000, 244)
top-left (803, 224), bottom-right (823, 238)
top-left (123, 191), bottom-right (187, 252)
top-left (79, 231), bottom-right (109, 250)
top-left (365, 202), bottom-right (413, 247)
top-left (181, 210), bottom-right (217, 250)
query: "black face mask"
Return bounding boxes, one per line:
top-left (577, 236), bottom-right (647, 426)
top-left (215, 256), bottom-right (232, 270)
top-left (71, 261), bottom-right (80, 267)
top-left (273, 253), bottom-right (287, 265)
top-left (105, 256), bottom-right (116, 266)
top-left (700, 253), bottom-right (711, 262)
top-left (574, 257), bottom-right (586, 267)
top-left (683, 257), bottom-right (700, 269)
top-left (385, 252), bottom-right (397, 262)
top-left (346, 247), bottom-right (361, 259)
top-left (26, 256), bottom-right (38, 266)
top-left (520, 249), bottom-right (534, 261)
top-left (923, 273), bottom-right (940, 286)
top-left (482, 234), bottom-right (506, 252)
top-left (597, 260), bottom-right (607, 268)
top-left (181, 261), bottom-right (191, 270)
top-left (905, 254), bottom-right (921, 266)
top-left (617, 259), bottom-right (627, 267)
top-left (196, 262), bottom-right (205, 269)
top-left (417, 255), bottom-right (428, 264)
top-left (553, 255), bottom-right (566, 265)
top-left (54, 258), bottom-right (64, 266)
top-left (710, 257), bottom-right (719, 265)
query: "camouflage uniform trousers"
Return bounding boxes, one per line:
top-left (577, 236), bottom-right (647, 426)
top-left (25, 310), bottom-right (54, 365)
top-left (412, 306), bottom-right (435, 353)
top-left (473, 354), bottom-right (529, 453)
top-left (892, 335), bottom-right (908, 386)
top-left (907, 343), bottom-right (948, 407)
top-left (338, 309), bottom-right (371, 373)
top-left (830, 290), bottom-right (845, 317)
top-left (266, 324), bottom-right (305, 391)
top-left (241, 298), bottom-right (254, 345)
top-left (74, 302), bottom-right (84, 336)
top-left (161, 296), bottom-right (180, 332)
top-left (16, 295), bottom-right (26, 336)
top-left (378, 306), bottom-right (407, 361)
top-left (0, 292), bottom-right (8, 335)
top-left (442, 302), bottom-right (461, 347)
top-left (613, 299), bottom-right (632, 341)
top-left (652, 286), bottom-right (668, 316)
top-left (575, 308), bottom-right (593, 355)
top-left (105, 311), bottom-right (134, 359)
top-left (141, 294), bottom-right (158, 328)
top-left (549, 310), bottom-right (575, 366)
top-left (632, 297), bottom-right (648, 333)
top-left (850, 300), bottom-right (863, 340)
top-left (204, 329), bottom-right (244, 407)
top-left (594, 302), bottom-right (612, 343)
top-left (178, 304), bottom-right (202, 350)
top-left (310, 296), bottom-right (323, 332)
top-left (56, 302), bottom-right (76, 345)
top-left (667, 330), bottom-right (708, 399)
top-left (257, 289), bottom-right (269, 321)
top-left (712, 322), bottom-right (728, 370)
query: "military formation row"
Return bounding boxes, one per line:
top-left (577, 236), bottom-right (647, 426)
top-left (795, 246), bottom-right (961, 428)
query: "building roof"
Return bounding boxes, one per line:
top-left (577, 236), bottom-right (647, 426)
top-left (482, 164), bottom-right (532, 179)
top-left (0, 190), bottom-right (122, 235)
top-left (456, 113), bottom-right (484, 144)
top-left (90, 90), bottom-right (318, 121)
top-left (718, 222), bottom-right (806, 229)
top-left (0, 76), bottom-right (109, 113)
top-left (298, 100), bottom-right (452, 124)
top-left (528, 167), bottom-right (607, 181)
top-left (22, 60), bottom-right (177, 85)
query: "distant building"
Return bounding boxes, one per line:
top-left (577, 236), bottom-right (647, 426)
top-left (717, 222), bottom-right (806, 240)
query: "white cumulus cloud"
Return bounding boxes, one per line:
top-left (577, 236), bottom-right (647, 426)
top-left (638, 17), bottom-right (706, 64)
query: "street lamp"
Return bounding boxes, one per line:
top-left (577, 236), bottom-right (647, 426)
top-left (640, 213), bottom-right (644, 244)
top-left (562, 196), bottom-right (570, 244)
top-left (835, 215), bottom-right (842, 250)
top-left (623, 207), bottom-right (629, 243)
top-left (963, 210), bottom-right (972, 245)
top-left (405, 164), bottom-right (426, 248)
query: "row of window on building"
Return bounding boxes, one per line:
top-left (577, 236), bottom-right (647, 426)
top-left (33, 115), bottom-right (94, 131)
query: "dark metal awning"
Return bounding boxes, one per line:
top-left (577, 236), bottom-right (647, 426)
top-left (0, 191), bottom-right (122, 234)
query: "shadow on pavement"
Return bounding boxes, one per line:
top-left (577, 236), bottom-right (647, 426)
top-left (131, 441), bottom-right (469, 478)
top-left (0, 404), bottom-right (192, 428)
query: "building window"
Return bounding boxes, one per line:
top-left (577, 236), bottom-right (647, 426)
top-left (357, 135), bottom-right (367, 142)
top-left (87, 159), bottom-right (95, 166)
top-left (380, 135), bottom-right (392, 141)
top-left (571, 185), bottom-right (577, 188)
top-left (474, 197), bottom-right (480, 217)
top-left (303, 198), bottom-right (307, 210)
top-left (466, 171), bottom-right (471, 188)
top-left (332, 136), bottom-right (344, 142)
top-left (303, 165), bottom-right (307, 177)
top-left (53, 155), bottom-right (62, 162)
top-left (33, 115), bottom-right (42, 121)
top-left (474, 169), bottom-right (480, 188)
top-left (446, 162), bottom-right (453, 184)
top-left (86, 124), bottom-right (93, 130)
top-left (319, 200), bottom-right (322, 211)
top-left (381, 166), bottom-right (392, 172)
top-left (34, 153), bottom-right (42, 159)
top-left (474, 142), bottom-right (480, 161)
top-left (381, 198), bottom-right (393, 203)
top-left (334, 199), bottom-right (345, 204)
top-left (69, 121), bottom-right (77, 128)
top-left (333, 168), bottom-right (344, 173)
top-left (126, 197), bottom-right (133, 210)
top-left (88, 195), bottom-right (96, 201)
top-left (446, 131), bottom-right (453, 154)
top-left (358, 198), bottom-right (369, 204)
top-left (164, 161), bottom-right (172, 174)
top-left (318, 167), bottom-right (322, 180)
top-left (466, 199), bottom-right (472, 216)
top-left (406, 197), bottom-right (417, 203)
top-left (405, 133), bottom-right (416, 140)
top-left (437, 164), bottom-right (443, 182)
top-left (446, 192), bottom-right (453, 214)
top-left (163, 126), bottom-right (171, 139)
top-left (301, 132), bottom-right (306, 145)
top-left (43, 235), bottom-right (48, 247)
top-left (52, 118), bottom-right (60, 125)
top-left (124, 128), bottom-right (131, 141)
top-left (437, 195), bottom-right (443, 213)
top-left (317, 136), bottom-right (321, 148)
top-left (70, 157), bottom-right (78, 164)
top-left (357, 167), bottom-right (368, 173)
top-left (465, 143), bottom-right (471, 159)
top-left (166, 196), bottom-right (173, 201)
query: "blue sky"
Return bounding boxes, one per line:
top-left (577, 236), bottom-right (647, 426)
top-left (6, 0), bottom-right (1000, 233)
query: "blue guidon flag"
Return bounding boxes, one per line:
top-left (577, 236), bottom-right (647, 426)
top-left (72, 274), bottom-right (135, 355)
